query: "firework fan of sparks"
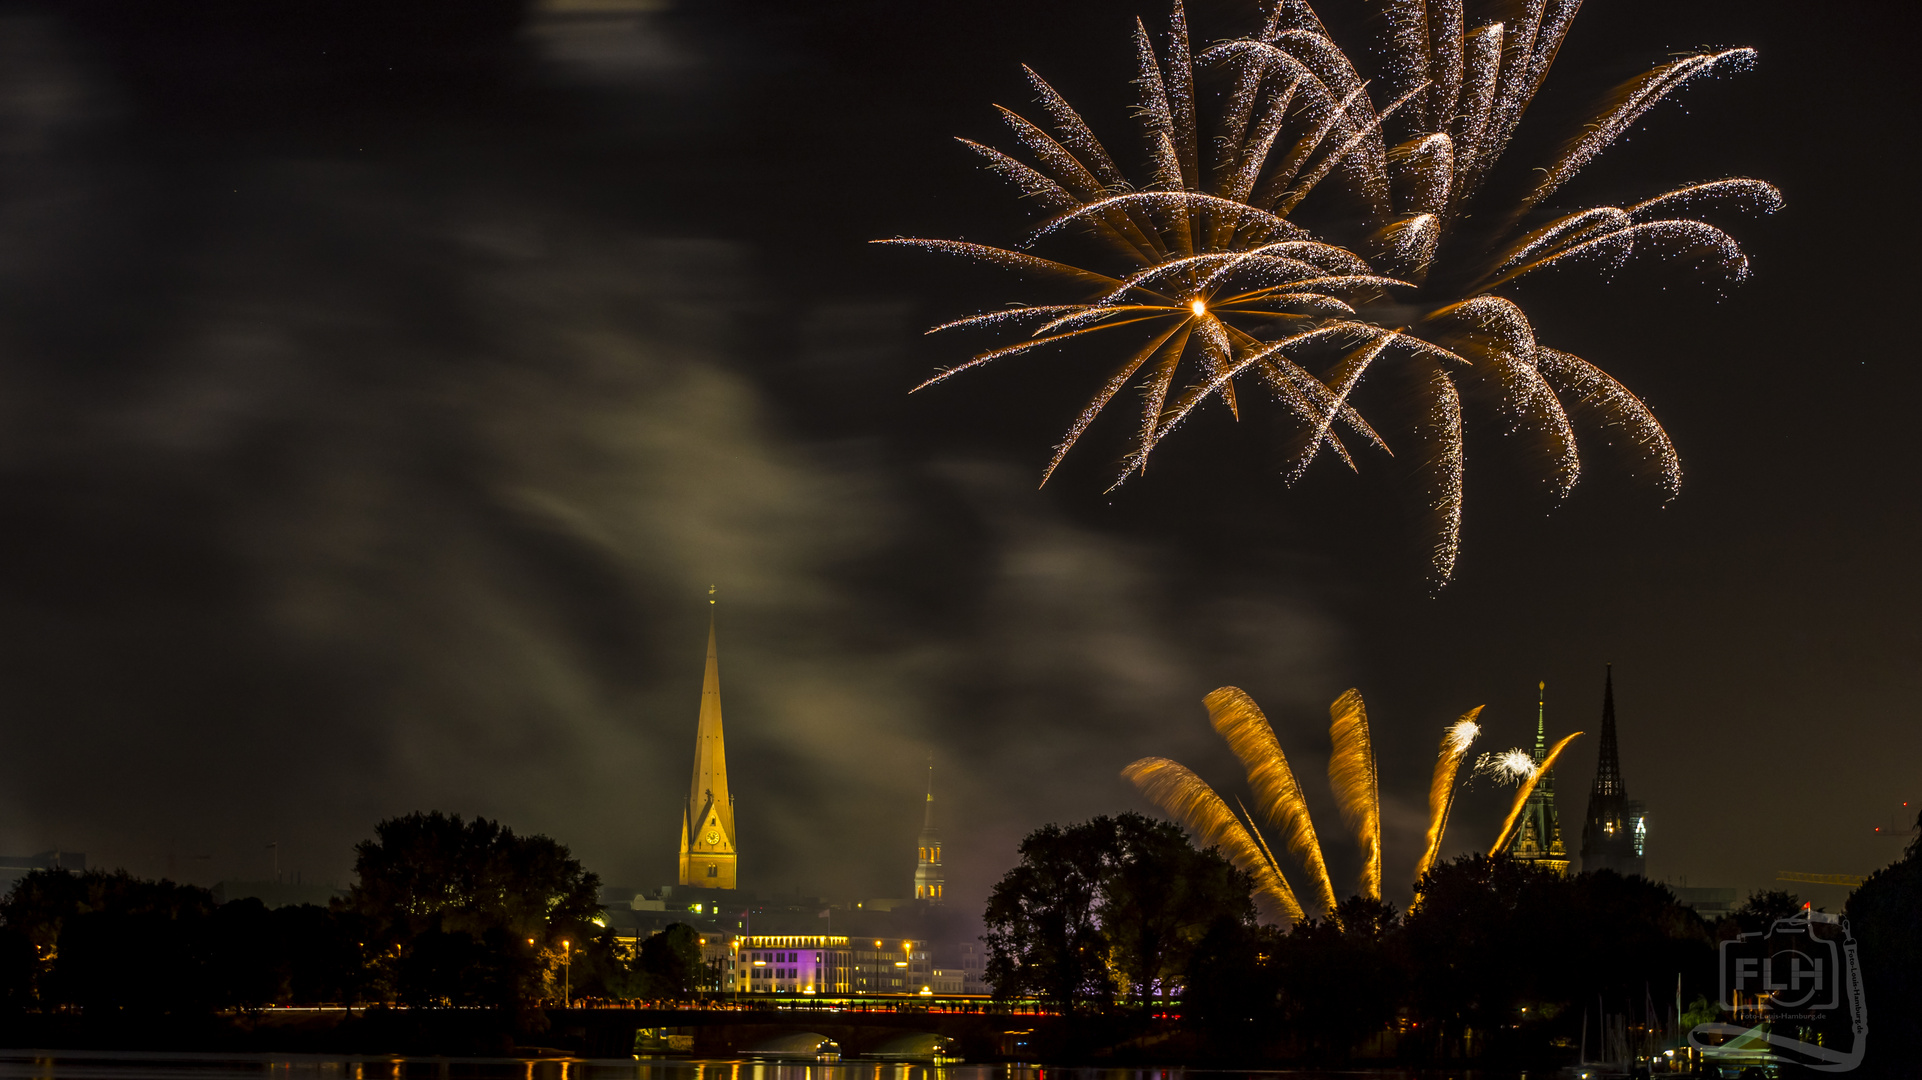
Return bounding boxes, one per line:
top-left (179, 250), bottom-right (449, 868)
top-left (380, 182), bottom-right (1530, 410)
top-left (1124, 686), bottom-right (1485, 926)
top-left (877, 0), bottom-right (1778, 583)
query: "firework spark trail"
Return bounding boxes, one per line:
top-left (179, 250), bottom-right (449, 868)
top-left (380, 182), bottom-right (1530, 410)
top-left (1419, 359), bottom-right (1466, 582)
top-left (1485, 180), bottom-right (1780, 281)
top-left (1495, 207), bottom-right (1632, 272)
top-left (1021, 66), bottom-right (1126, 189)
top-left (927, 306), bottom-right (1086, 335)
top-left (1491, 731), bottom-right (1584, 852)
top-left (1236, 795), bottom-right (1296, 916)
top-left (1452, 21), bottom-right (1503, 170)
top-left (1042, 322), bottom-right (1188, 485)
top-left (1118, 322), bottom-right (1373, 482)
top-left (1426, 296), bottom-right (1578, 495)
top-left (1272, 82), bottom-right (1429, 218)
top-left (1414, 707), bottom-right (1484, 889)
top-left (1484, 220), bottom-right (1753, 289)
top-left (1627, 179), bottom-right (1785, 220)
top-left (883, 0), bottom-right (1775, 582)
top-left (1520, 49), bottom-right (1759, 215)
top-left (1539, 347), bottom-right (1681, 494)
top-left (1328, 689), bottom-right (1383, 901)
top-left (1205, 687), bottom-right (1339, 916)
top-left (1282, 328), bottom-right (1398, 480)
top-left (872, 240), bottom-right (1122, 292)
top-left (1122, 756), bottom-right (1306, 924)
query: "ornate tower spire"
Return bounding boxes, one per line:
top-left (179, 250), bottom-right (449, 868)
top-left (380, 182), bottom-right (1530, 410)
top-left (1592, 665), bottom-right (1624, 797)
top-left (678, 587), bottom-right (738, 888)
top-left (1512, 681), bottom-right (1569, 875)
top-left (914, 757), bottom-right (945, 904)
top-left (1534, 680), bottom-right (1548, 760)
top-left (1580, 664), bottom-right (1643, 876)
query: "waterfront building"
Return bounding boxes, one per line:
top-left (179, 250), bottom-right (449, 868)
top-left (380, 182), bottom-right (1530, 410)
top-left (678, 593), bottom-right (738, 889)
top-left (1580, 666), bottom-right (1647, 877)
top-left (914, 761), bottom-right (945, 904)
top-left (699, 933), bottom-right (931, 996)
top-left (1511, 682), bottom-right (1571, 876)
top-left (931, 966), bottom-right (965, 994)
top-left (957, 940), bottom-right (989, 994)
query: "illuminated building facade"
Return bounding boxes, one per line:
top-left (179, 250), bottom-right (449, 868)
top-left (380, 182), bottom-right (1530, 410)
top-left (1580, 666), bottom-right (1646, 877)
top-left (699, 934), bottom-right (932, 996)
top-left (914, 762), bottom-right (944, 903)
top-left (678, 596), bottom-right (737, 889)
top-left (1511, 682), bottom-right (1571, 876)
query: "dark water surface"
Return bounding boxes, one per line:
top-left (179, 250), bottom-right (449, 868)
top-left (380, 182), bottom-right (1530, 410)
top-left (0, 1053), bottom-right (1500, 1080)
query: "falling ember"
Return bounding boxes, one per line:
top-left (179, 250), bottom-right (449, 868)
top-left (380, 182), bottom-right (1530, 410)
top-left (881, 0), bottom-right (1775, 584)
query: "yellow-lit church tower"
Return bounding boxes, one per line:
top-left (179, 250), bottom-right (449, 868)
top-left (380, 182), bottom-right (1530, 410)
top-left (677, 589), bottom-right (737, 888)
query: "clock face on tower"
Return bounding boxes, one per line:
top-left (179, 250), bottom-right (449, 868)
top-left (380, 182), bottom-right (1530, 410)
top-left (705, 831), bottom-right (720, 846)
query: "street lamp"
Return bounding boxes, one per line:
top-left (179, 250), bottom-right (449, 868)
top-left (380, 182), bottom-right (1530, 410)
top-left (562, 939), bottom-right (571, 1007)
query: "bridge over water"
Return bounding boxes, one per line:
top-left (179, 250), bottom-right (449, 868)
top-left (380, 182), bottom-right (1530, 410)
top-left (544, 1004), bottom-right (1073, 1060)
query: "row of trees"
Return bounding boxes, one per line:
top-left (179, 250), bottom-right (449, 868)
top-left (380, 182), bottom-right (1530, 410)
top-left (0, 812), bottom-right (705, 1012)
top-left (984, 811), bottom-right (1919, 1067)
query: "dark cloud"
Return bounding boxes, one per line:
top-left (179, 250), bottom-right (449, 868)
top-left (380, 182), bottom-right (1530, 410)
top-left (0, 2), bottom-right (1344, 917)
top-left (0, 0), bottom-right (1910, 923)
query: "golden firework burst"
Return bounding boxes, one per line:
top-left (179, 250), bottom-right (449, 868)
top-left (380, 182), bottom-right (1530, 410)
top-left (880, 0), bottom-right (1776, 582)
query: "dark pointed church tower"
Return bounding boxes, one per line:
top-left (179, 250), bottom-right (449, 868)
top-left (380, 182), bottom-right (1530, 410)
top-left (1580, 666), bottom-right (1645, 876)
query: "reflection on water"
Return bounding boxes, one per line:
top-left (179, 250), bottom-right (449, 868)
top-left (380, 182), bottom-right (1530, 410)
top-left (0, 1053), bottom-right (1452, 1080)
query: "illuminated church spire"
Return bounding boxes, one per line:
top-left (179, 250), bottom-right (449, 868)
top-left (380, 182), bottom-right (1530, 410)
top-left (1512, 681), bottom-right (1569, 875)
top-left (678, 587), bottom-right (737, 888)
top-left (914, 759), bottom-right (944, 904)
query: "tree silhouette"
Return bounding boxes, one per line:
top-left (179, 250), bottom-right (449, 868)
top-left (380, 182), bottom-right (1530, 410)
top-left (344, 811), bottom-right (600, 1005)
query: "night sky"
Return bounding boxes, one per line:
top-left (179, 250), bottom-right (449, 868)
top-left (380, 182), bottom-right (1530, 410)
top-left (0, 0), bottom-right (1912, 920)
